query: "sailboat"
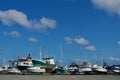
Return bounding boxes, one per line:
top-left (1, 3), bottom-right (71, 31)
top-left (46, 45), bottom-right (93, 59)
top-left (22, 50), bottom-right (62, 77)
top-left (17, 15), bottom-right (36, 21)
top-left (91, 53), bottom-right (107, 74)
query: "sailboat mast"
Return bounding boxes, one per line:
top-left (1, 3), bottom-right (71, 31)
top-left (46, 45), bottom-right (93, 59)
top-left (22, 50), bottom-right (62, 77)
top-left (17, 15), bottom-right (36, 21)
top-left (60, 44), bottom-right (63, 66)
top-left (39, 48), bottom-right (42, 60)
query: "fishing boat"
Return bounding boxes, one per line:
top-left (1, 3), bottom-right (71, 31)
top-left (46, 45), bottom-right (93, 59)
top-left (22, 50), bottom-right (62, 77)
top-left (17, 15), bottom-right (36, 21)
top-left (17, 54), bottom-right (33, 71)
top-left (32, 57), bottom-right (56, 72)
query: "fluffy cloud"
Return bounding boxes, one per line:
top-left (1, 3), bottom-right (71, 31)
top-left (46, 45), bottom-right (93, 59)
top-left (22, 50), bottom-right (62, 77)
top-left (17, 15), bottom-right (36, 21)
top-left (0, 9), bottom-right (31, 27)
top-left (91, 0), bottom-right (120, 16)
top-left (65, 36), bottom-right (97, 51)
top-left (65, 37), bottom-right (73, 44)
top-left (32, 17), bottom-right (56, 32)
top-left (75, 37), bottom-right (89, 45)
top-left (85, 45), bottom-right (96, 51)
top-left (4, 31), bottom-right (21, 38)
top-left (0, 9), bottom-right (56, 32)
top-left (29, 37), bottom-right (38, 43)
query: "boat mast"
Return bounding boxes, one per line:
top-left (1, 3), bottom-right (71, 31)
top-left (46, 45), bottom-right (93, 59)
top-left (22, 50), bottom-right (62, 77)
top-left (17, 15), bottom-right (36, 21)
top-left (39, 48), bottom-right (42, 60)
top-left (60, 44), bottom-right (63, 66)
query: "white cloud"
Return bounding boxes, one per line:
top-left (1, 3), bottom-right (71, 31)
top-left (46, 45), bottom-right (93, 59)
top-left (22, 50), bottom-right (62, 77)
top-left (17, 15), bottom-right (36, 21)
top-left (75, 37), bottom-right (89, 45)
top-left (65, 37), bottom-right (73, 44)
top-left (32, 17), bottom-right (56, 32)
top-left (109, 57), bottom-right (120, 61)
top-left (40, 17), bottom-right (56, 29)
top-left (85, 45), bottom-right (96, 51)
top-left (11, 31), bottom-right (21, 38)
top-left (109, 57), bottom-right (114, 61)
top-left (118, 41), bottom-right (120, 45)
top-left (29, 37), bottom-right (38, 43)
top-left (0, 9), bottom-right (31, 27)
top-left (4, 31), bottom-right (21, 38)
top-left (91, 0), bottom-right (120, 16)
top-left (0, 9), bottom-right (57, 32)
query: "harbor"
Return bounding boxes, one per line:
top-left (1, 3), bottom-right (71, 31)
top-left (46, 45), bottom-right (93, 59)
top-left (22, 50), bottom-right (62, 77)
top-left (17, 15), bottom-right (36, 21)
top-left (0, 54), bottom-right (120, 75)
top-left (1, 0), bottom-right (120, 80)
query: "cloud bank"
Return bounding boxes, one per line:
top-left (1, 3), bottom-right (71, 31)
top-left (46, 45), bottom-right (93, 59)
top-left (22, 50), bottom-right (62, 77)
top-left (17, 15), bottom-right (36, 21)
top-left (91, 0), bottom-right (120, 16)
top-left (0, 9), bottom-right (56, 32)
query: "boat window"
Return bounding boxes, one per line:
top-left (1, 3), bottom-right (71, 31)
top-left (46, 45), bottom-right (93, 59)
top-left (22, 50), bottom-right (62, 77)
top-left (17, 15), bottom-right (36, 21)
top-left (46, 61), bottom-right (50, 64)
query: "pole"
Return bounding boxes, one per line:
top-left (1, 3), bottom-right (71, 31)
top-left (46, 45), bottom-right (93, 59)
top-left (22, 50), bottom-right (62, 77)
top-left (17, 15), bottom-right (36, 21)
top-left (60, 44), bottom-right (63, 66)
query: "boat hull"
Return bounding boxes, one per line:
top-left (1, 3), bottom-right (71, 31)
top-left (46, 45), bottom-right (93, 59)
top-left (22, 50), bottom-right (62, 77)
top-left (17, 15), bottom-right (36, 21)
top-left (27, 67), bottom-right (45, 73)
top-left (92, 68), bottom-right (107, 74)
top-left (32, 59), bottom-right (55, 72)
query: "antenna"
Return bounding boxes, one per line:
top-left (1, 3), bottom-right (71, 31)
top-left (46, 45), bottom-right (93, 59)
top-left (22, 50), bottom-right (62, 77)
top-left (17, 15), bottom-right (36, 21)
top-left (60, 44), bottom-right (63, 66)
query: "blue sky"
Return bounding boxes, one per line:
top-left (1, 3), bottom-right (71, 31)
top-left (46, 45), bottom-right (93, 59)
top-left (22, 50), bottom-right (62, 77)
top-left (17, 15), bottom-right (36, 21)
top-left (0, 0), bottom-right (120, 65)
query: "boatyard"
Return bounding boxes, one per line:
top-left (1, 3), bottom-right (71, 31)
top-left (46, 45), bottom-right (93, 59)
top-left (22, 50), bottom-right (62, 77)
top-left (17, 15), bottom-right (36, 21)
top-left (1, 0), bottom-right (120, 80)
top-left (0, 54), bottom-right (120, 75)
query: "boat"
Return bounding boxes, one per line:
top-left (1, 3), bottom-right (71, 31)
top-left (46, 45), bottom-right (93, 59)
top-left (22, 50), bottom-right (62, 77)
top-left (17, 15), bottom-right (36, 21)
top-left (32, 57), bottom-right (56, 72)
top-left (7, 66), bottom-right (21, 74)
top-left (17, 54), bottom-right (33, 71)
top-left (27, 66), bottom-right (45, 74)
top-left (92, 64), bottom-right (107, 74)
top-left (68, 62), bottom-right (80, 74)
top-left (0, 65), bottom-right (9, 74)
top-left (80, 61), bottom-right (92, 74)
top-left (106, 65), bottom-right (120, 74)
top-left (51, 66), bottom-right (69, 75)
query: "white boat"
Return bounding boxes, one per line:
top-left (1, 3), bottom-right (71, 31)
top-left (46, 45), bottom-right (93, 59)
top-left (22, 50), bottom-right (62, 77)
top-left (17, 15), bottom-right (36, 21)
top-left (0, 67), bottom-right (3, 72)
top-left (109, 65), bottom-right (120, 74)
top-left (80, 67), bottom-right (92, 73)
top-left (68, 63), bottom-right (80, 74)
top-left (79, 61), bottom-right (92, 74)
top-left (0, 65), bottom-right (9, 72)
top-left (92, 64), bottom-right (107, 74)
top-left (27, 66), bottom-right (45, 74)
top-left (17, 54), bottom-right (33, 71)
top-left (7, 67), bottom-right (21, 74)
